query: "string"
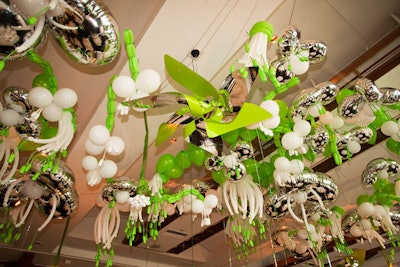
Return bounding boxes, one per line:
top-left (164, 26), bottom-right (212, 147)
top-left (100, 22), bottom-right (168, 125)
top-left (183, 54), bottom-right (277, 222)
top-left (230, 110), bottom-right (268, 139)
top-left (289, 0), bottom-right (296, 25)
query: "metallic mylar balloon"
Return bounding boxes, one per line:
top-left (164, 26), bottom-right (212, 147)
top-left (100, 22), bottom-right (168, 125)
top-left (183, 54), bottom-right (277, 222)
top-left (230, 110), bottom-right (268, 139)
top-left (48, 0), bottom-right (120, 65)
top-left (264, 190), bottom-right (293, 219)
top-left (341, 210), bottom-right (360, 237)
top-left (31, 159), bottom-right (79, 218)
top-left (231, 141), bottom-right (254, 161)
top-left (310, 172), bottom-right (338, 202)
top-left (102, 178), bottom-right (136, 203)
top-left (379, 87), bottom-right (400, 105)
top-left (361, 158), bottom-right (400, 186)
top-left (204, 154), bottom-right (223, 171)
top-left (277, 25), bottom-right (301, 57)
top-left (224, 162), bottom-right (246, 181)
top-left (300, 40), bottom-right (328, 64)
top-left (336, 127), bottom-right (373, 159)
top-left (281, 172), bottom-right (318, 192)
top-left (338, 93), bottom-right (364, 118)
top-left (0, 178), bottom-right (28, 207)
top-left (305, 123), bottom-right (329, 154)
top-left (3, 86), bottom-right (42, 139)
top-left (0, 0), bottom-right (47, 60)
top-left (354, 78), bottom-right (382, 102)
top-left (271, 58), bottom-right (293, 84)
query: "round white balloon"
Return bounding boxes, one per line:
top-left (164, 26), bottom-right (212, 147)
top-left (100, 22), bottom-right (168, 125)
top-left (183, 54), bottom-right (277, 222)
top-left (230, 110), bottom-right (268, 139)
top-left (105, 136), bottom-right (125, 156)
top-left (99, 160), bottom-right (118, 178)
top-left (28, 87), bottom-right (53, 108)
top-left (135, 69), bottom-right (161, 94)
top-left (112, 75), bottom-right (136, 98)
top-left (88, 125), bottom-right (110, 146)
top-left (0, 109), bottom-right (21, 126)
top-left (53, 88), bottom-right (78, 109)
top-left (85, 139), bottom-right (104, 155)
top-left (42, 103), bottom-right (63, 122)
top-left (81, 155), bottom-right (98, 171)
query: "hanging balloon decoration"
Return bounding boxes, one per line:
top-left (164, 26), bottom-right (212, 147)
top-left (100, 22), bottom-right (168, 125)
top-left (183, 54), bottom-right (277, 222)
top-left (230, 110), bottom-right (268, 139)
top-left (0, 0), bottom-right (120, 68)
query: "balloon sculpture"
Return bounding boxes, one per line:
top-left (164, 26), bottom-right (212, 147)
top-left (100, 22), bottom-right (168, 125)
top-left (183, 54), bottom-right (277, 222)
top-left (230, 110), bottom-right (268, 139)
top-left (0, 0), bottom-right (120, 68)
top-left (0, 50), bottom-right (79, 252)
top-left (79, 19), bottom-right (400, 267)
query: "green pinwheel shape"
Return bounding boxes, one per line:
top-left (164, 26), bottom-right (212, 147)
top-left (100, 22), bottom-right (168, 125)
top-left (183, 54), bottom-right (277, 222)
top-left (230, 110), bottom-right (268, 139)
top-left (155, 55), bottom-right (272, 146)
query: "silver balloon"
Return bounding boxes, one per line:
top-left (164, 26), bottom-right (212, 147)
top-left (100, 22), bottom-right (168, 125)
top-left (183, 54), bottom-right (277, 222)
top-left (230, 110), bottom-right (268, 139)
top-left (336, 127), bottom-right (373, 160)
top-left (361, 158), bottom-right (400, 186)
top-left (0, 0), bottom-right (47, 60)
top-left (264, 190), bottom-right (293, 219)
top-left (224, 162), bottom-right (246, 181)
top-left (354, 78), bottom-right (382, 102)
top-left (231, 141), bottom-right (254, 160)
top-left (0, 178), bottom-right (28, 208)
top-left (379, 87), bottom-right (400, 105)
top-left (281, 172), bottom-right (318, 192)
top-left (338, 93), bottom-right (364, 118)
top-left (49, 0), bottom-right (120, 65)
top-left (271, 58), bottom-right (293, 84)
top-left (102, 178), bottom-right (136, 203)
top-left (305, 123), bottom-right (329, 154)
top-left (278, 25), bottom-right (301, 57)
top-left (204, 155), bottom-right (223, 171)
top-left (31, 159), bottom-right (79, 218)
top-left (310, 172), bottom-right (338, 202)
top-left (300, 40), bottom-right (328, 64)
top-left (341, 210), bottom-right (360, 237)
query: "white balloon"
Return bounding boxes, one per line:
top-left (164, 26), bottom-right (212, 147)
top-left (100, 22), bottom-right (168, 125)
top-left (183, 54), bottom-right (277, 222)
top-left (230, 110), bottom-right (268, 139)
top-left (135, 69), bottom-right (161, 94)
top-left (289, 159), bottom-right (304, 174)
top-left (307, 103), bottom-right (322, 117)
top-left (85, 139), bottom-right (104, 155)
top-left (204, 194), bottom-right (218, 208)
top-left (22, 181), bottom-right (44, 199)
top-left (0, 109), bottom-right (21, 126)
top-left (293, 120), bottom-right (311, 137)
top-left (357, 202), bottom-right (374, 218)
top-left (191, 199), bottom-right (204, 214)
top-left (116, 191), bottom-right (130, 204)
top-left (183, 194), bottom-right (196, 204)
top-left (165, 203), bottom-right (176, 216)
top-left (28, 87), bottom-right (53, 108)
top-left (88, 125), bottom-right (110, 146)
top-left (42, 103), bottom-right (63, 122)
top-left (349, 224), bottom-right (362, 237)
top-left (203, 207), bottom-right (213, 216)
top-left (297, 228), bottom-right (309, 240)
top-left (319, 111), bottom-right (334, 125)
top-left (289, 50), bottom-right (309, 75)
top-left (262, 115), bottom-right (280, 129)
top-left (330, 117), bottom-right (344, 129)
top-left (392, 133), bottom-right (400, 142)
top-left (105, 136), bottom-right (125, 155)
top-left (99, 160), bottom-right (117, 178)
top-left (360, 218), bottom-right (372, 230)
top-left (381, 121), bottom-right (399, 136)
top-left (53, 88), bottom-right (78, 108)
top-left (281, 132), bottom-right (303, 150)
top-left (295, 243), bottom-right (308, 254)
top-left (246, 122), bottom-right (260, 130)
top-left (274, 156), bottom-right (291, 171)
top-left (11, 0), bottom-right (49, 17)
top-left (347, 140), bottom-right (361, 154)
top-left (86, 169), bottom-right (102, 186)
top-left (223, 154), bottom-right (238, 168)
top-left (112, 75), bottom-right (136, 98)
top-left (259, 100), bottom-right (279, 116)
top-left (81, 155), bottom-right (98, 171)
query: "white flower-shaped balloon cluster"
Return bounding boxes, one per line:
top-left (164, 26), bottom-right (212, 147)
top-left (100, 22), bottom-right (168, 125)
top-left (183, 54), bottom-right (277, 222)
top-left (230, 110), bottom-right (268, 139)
top-left (247, 100), bottom-right (280, 136)
top-left (176, 186), bottom-right (220, 227)
top-left (82, 124), bottom-right (125, 186)
top-left (112, 69), bottom-right (161, 114)
top-left (127, 194), bottom-right (150, 223)
top-left (26, 87), bottom-right (77, 154)
top-left (350, 202), bottom-right (397, 248)
top-left (381, 119), bottom-right (400, 142)
top-left (273, 157), bottom-right (304, 186)
top-left (281, 119), bottom-right (311, 156)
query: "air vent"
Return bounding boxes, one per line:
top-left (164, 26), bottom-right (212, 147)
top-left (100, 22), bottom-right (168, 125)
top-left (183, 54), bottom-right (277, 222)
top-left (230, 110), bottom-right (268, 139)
top-left (163, 229), bottom-right (189, 239)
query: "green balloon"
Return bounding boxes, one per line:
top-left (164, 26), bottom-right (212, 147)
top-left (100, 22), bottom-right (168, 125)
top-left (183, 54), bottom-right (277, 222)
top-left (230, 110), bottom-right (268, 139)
top-left (212, 170), bottom-right (226, 185)
top-left (239, 127), bottom-right (257, 141)
top-left (188, 144), bottom-right (206, 166)
top-left (275, 99), bottom-right (288, 119)
top-left (32, 73), bottom-right (51, 89)
top-left (356, 194), bottom-right (373, 205)
top-left (336, 88), bottom-right (355, 104)
top-left (387, 138), bottom-right (400, 155)
top-left (175, 150), bottom-right (192, 169)
top-left (165, 166), bottom-right (184, 179)
top-left (156, 154), bottom-right (177, 173)
top-left (222, 128), bottom-right (240, 144)
top-left (243, 158), bottom-right (260, 174)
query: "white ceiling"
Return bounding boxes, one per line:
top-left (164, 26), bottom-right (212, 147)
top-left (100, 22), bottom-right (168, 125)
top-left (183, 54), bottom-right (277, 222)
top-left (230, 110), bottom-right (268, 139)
top-left (1, 0), bottom-right (400, 266)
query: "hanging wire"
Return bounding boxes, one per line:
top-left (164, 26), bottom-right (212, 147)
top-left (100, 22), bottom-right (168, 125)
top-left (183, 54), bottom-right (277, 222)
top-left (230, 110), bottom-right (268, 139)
top-left (289, 0), bottom-right (297, 25)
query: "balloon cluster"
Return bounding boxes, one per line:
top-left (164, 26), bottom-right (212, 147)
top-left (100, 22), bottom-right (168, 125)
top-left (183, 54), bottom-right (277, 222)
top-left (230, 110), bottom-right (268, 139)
top-left (0, 0), bottom-right (120, 67)
top-left (82, 124), bottom-right (126, 186)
